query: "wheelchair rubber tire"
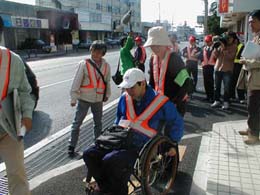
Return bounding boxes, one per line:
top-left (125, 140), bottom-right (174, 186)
top-left (140, 136), bottom-right (178, 195)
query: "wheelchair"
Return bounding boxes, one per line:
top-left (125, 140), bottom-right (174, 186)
top-left (128, 135), bottom-right (179, 195)
top-left (84, 127), bottom-right (179, 195)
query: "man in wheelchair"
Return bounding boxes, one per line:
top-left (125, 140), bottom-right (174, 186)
top-left (83, 68), bottom-right (184, 195)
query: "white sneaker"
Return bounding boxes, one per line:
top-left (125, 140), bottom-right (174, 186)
top-left (239, 100), bottom-right (246, 104)
top-left (222, 102), bottom-right (229, 110)
top-left (211, 101), bottom-right (221, 108)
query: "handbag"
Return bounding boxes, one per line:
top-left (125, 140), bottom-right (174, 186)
top-left (112, 59), bottom-right (123, 85)
top-left (95, 126), bottom-right (132, 150)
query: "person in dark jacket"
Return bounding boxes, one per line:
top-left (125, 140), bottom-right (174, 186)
top-left (143, 26), bottom-right (191, 116)
top-left (83, 68), bottom-right (184, 195)
top-left (134, 36), bottom-right (146, 72)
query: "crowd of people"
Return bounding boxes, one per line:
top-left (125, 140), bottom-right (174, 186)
top-left (0, 9), bottom-right (260, 195)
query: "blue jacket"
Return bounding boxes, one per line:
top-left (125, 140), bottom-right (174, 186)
top-left (115, 85), bottom-right (184, 149)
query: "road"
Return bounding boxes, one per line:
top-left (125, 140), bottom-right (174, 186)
top-left (23, 43), bottom-right (248, 194)
top-left (23, 50), bottom-right (123, 149)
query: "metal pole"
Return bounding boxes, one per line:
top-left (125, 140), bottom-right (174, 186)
top-left (204, 0), bottom-right (208, 35)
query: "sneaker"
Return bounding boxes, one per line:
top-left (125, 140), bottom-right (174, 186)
top-left (211, 101), bottom-right (221, 108)
top-left (68, 146), bottom-right (75, 157)
top-left (222, 102), bottom-right (229, 110)
top-left (239, 100), bottom-right (246, 104)
top-left (244, 134), bottom-right (260, 145)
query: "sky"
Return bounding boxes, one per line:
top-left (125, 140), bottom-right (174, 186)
top-left (6, 0), bottom-right (212, 28)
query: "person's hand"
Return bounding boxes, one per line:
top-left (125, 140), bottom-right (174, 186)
top-left (21, 117), bottom-right (32, 133)
top-left (239, 57), bottom-right (246, 64)
top-left (167, 147), bottom-right (177, 157)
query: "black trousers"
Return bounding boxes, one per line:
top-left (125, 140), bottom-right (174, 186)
top-left (230, 63), bottom-right (246, 100)
top-left (248, 90), bottom-right (260, 137)
top-left (186, 60), bottom-right (198, 90)
top-left (202, 65), bottom-right (214, 100)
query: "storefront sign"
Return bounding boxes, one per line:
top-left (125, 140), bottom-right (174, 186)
top-left (11, 16), bottom-right (48, 29)
top-left (219, 0), bottom-right (229, 13)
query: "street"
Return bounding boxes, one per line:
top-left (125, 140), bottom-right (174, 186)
top-left (24, 45), bottom-right (248, 194)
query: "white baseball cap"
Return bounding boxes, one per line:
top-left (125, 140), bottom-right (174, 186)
top-left (143, 26), bottom-right (171, 47)
top-left (118, 68), bottom-right (146, 88)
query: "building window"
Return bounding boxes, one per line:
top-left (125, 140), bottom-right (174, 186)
top-left (96, 3), bottom-right (101, 10)
top-left (90, 13), bottom-right (101, 23)
top-left (107, 5), bottom-right (112, 12)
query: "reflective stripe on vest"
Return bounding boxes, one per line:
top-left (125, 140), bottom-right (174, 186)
top-left (125, 93), bottom-right (169, 138)
top-left (187, 47), bottom-right (199, 61)
top-left (153, 49), bottom-right (171, 94)
top-left (202, 47), bottom-right (216, 66)
top-left (0, 47), bottom-right (11, 101)
top-left (234, 43), bottom-right (243, 63)
top-left (139, 46), bottom-right (146, 64)
top-left (80, 60), bottom-right (107, 94)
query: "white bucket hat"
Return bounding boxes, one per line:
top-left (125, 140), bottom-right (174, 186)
top-left (118, 68), bottom-right (146, 89)
top-left (143, 26), bottom-right (171, 47)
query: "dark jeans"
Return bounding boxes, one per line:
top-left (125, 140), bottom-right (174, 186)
top-left (230, 63), bottom-right (246, 100)
top-left (248, 90), bottom-right (260, 137)
top-left (186, 60), bottom-right (198, 90)
top-left (83, 145), bottom-right (138, 195)
top-left (203, 65), bottom-right (214, 100)
top-left (214, 71), bottom-right (232, 102)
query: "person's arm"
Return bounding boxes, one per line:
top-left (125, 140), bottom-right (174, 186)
top-left (114, 95), bottom-right (126, 125)
top-left (134, 47), bottom-right (142, 61)
top-left (14, 55), bottom-right (34, 131)
top-left (124, 36), bottom-right (134, 51)
top-left (163, 101), bottom-right (184, 142)
top-left (104, 61), bottom-right (111, 102)
top-left (70, 61), bottom-right (85, 106)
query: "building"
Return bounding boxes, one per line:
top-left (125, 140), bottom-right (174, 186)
top-left (218, 0), bottom-right (260, 42)
top-left (36, 0), bottom-right (142, 41)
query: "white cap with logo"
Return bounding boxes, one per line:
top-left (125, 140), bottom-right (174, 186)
top-left (118, 68), bottom-right (146, 88)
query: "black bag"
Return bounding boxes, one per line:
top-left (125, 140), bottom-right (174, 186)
top-left (95, 126), bottom-right (132, 150)
top-left (112, 60), bottom-right (123, 85)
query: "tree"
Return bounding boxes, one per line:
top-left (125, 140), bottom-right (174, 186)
top-left (207, 1), bottom-right (227, 35)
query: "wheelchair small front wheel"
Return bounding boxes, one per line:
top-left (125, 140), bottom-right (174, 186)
top-left (141, 136), bottom-right (178, 195)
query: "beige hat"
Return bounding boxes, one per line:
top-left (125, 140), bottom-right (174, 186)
top-left (118, 68), bottom-right (146, 88)
top-left (143, 26), bottom-right (171, 47)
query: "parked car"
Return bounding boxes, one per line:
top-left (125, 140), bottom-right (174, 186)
top-left (104, 38), bottom-right (120, 48)
top-left (20, 38), bottom-right (52, 53)
top-left (78, 39), bottom-right (93, 50)
top-left (23, 60), bottom-right (39, 109)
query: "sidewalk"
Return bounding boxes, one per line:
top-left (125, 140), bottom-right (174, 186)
top-left (28, 119), bottom-right (260, 195)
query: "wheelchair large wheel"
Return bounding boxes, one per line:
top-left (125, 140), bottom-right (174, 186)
top-left (140, 136), bottom-right (178, 195)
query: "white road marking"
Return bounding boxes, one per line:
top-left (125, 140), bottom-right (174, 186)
top-left (40, 78), bottom-right (73, 89)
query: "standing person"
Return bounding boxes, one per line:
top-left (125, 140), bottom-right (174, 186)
top-left (68, 40), bottom-right (111, 157)
top-left (134, 36), bottom-right (146, 72)
top-left (169, 33), bottom-right (181, 55)
top-left (182, 35), bottom-right (202, 91)
top-left (211, 32), bottom-right (237, 110)
top-left (0, 21), bottom-right (34, 195)
top-left (230, 35), bottom-right (246, 103)
top-left (119, 33), bottom-right (135, 76)
top-left (201, 35), bottom-right (217, 102)
top-left (144, 26), bottom-right (191, 116)
top-left (83, 68), bottom-right (184, 195)
top-left (239, 10), bottom-right (260, 144)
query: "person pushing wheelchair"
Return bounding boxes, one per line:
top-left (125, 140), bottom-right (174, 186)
top-left (83, 68), bottom-right (184, 195)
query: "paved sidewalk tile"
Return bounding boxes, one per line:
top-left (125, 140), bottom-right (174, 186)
top-left (206, 120), bottom-right (260, 195)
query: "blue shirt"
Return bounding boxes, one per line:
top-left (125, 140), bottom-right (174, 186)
top-left (115, 85), bottom-right (184, 149)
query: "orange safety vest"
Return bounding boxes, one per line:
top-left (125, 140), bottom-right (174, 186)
top-left (152, 49), bottom-right (171, 94)
top-left (80, 60), bottom-right (108, 95)
top-left (125, 93), bottom-right (168, 138)
top-left (202, 47), bottom-right (216, 66)
top-left (187, 46), bottom-right (199, 61)
top-left (139, 46), bottom-right (146, 64)
top-left (0, 47), bottom-right (11, 101)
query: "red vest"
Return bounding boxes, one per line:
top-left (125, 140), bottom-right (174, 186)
top-left (80, 60), bottom-right (108, 95)
top-left (202, 47), bottom-right (216, 66)
top-left (0, 47), bottom-right (11, 101)
top-left (124, 93), bottom-right (168, 138)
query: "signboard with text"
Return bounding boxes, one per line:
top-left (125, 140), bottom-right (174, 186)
top-left (219, 0), bottom-right (229, 13)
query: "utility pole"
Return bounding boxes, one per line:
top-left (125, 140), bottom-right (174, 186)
top-left (204, 0), bottom-right (208, 35)
top-left (158, 2), bottom-right (161, 24)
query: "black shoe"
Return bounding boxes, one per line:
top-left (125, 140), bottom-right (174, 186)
top-left (68, 146), bottom-right (75, 157)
